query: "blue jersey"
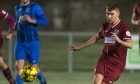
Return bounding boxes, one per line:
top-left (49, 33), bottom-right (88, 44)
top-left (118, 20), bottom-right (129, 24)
top-left (15, 2), bottom-right (48, 42)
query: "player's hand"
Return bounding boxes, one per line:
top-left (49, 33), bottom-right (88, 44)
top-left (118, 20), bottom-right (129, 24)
top-left (5, 32), bottom-right (13, 40)
top-left (23, 15), bottom-right (36, 24)
top-left (23, 15), bottom-right (32, 23)
top-left (68, 45), bottom-right (81, 51)
top-left (110, 32), bottom-right (121, 43)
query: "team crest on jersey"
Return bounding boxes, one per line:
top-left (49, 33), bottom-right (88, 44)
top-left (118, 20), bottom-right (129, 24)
top-left (126, 31), bottom-right (131, 36)
top-left (25, 8), bottom-right (31, 13)
top-left (114, 29), bottom-right (119, 34)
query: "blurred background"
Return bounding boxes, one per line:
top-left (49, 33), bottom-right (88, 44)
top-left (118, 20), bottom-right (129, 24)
top-left (0, 0), bottom-right (140, 84)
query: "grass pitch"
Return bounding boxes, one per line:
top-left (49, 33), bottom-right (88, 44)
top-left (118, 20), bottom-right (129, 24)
top-left (0, 71), bottom-right (140, 84)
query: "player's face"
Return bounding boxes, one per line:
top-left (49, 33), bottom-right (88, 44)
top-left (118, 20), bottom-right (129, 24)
top-left (21, 0), bottom-right (30, 5)
top-left (106, 9), bottom-right (120, 24)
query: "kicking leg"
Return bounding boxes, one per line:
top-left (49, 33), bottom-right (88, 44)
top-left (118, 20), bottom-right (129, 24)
top-left (93, 73), bottom-right (104, 84)
top-left (33, 64), bottom-right (47, 84)
top-left (15, 60), bottom-right (25, 84)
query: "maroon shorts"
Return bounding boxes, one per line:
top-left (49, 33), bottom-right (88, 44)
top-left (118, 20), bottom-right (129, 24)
top-left (95, 60), bottom-right (123, 84)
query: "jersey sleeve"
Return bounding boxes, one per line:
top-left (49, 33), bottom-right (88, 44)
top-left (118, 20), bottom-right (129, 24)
top-left (97, 27), bottom-right (105, 40)
top-left (96, 24), bottom-right (106, 40)
top-left (122, 26), bottom-right (132, 40)
top-left (0, 10), bottom-right (16, 30)
top-left (34, 4), bottom-right (48, 25)
top-left (0, 10), bottom-right (8, 20)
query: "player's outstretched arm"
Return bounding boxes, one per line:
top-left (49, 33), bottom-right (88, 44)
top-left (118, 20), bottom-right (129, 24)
top-left (68, 36), bottom-right (98, 51)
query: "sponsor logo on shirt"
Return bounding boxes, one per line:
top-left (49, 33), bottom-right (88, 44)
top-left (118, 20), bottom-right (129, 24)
top-left (104, 29), bottom-right (119, 44)
top-left (104, 36), bottom-right (116, 43)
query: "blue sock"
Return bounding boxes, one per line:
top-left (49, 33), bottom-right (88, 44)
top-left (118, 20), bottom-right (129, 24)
top-left (16, 74), bottom-right (23, 84)
top-left (37, 70), bottom-right (47, 84)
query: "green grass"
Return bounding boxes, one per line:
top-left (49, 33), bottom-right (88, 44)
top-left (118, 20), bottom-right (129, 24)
top-left (39, 36), bottom-right (104, 71)
top-left (116, 71), bottom-right (140, 84)
top-left (0, 71), bottom-right (140, 84)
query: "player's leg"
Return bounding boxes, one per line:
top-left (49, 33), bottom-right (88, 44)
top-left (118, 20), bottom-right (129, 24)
top-left (33, 64), bottom-right (47, 84)
top-left (94, 73), bottom-right (114, 84)
top-left (101, 83), bottom-right (105, 84)
top-left (14, 42), bottom-right (26, 84)
top-left (28, 41), bottom-right (47, 84)
top-left (0, 46), bottom-right (15, 84)
top-left (94, 59), bottom-right (106, 84)
top-left (15, 60), bottom-right (25, 84)
top-left (0, 56), bottom-right (15, 84)
top-left (93, 73), bottom-right (104, 84)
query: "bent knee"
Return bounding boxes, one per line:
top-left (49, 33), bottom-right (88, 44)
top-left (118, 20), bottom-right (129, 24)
top-left (16, 60), bottom-right (25, 72)
top-left (94, 74), bottom-right (104, 84)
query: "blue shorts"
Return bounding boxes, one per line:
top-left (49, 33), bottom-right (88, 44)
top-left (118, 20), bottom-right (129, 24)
top-left (14, 41), bottom-right (40, 64)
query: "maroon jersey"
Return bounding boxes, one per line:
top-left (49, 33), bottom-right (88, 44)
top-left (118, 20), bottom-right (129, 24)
top-left (0, 10), bottom-right (7, 20)
top-left (0, 10), bottom-right (9, 46)
top-left (0, 10), bottom-right (16, 48)
top-left (97, 21), bottom-right (131, 69)
top-left (0, 10), bottom-right (16, 30)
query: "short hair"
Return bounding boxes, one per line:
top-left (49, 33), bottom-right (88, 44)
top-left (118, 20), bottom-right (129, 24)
top-left (106, 3), bottom-right (120, 11)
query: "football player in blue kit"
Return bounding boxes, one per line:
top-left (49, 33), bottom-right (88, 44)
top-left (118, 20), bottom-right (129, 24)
top-left (14, 0), bottom-right (48, 84)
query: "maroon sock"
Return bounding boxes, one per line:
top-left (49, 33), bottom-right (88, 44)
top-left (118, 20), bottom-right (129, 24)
top-left (2, 67), bottom-right (15, 84)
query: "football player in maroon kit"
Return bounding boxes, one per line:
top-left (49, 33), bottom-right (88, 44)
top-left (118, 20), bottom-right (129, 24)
top-left (0, 10), bottom-right (16, 84)
top-left (69, 3), bottom-right (132, 84)
top-left (131, 2), bottom-right (140, 53)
